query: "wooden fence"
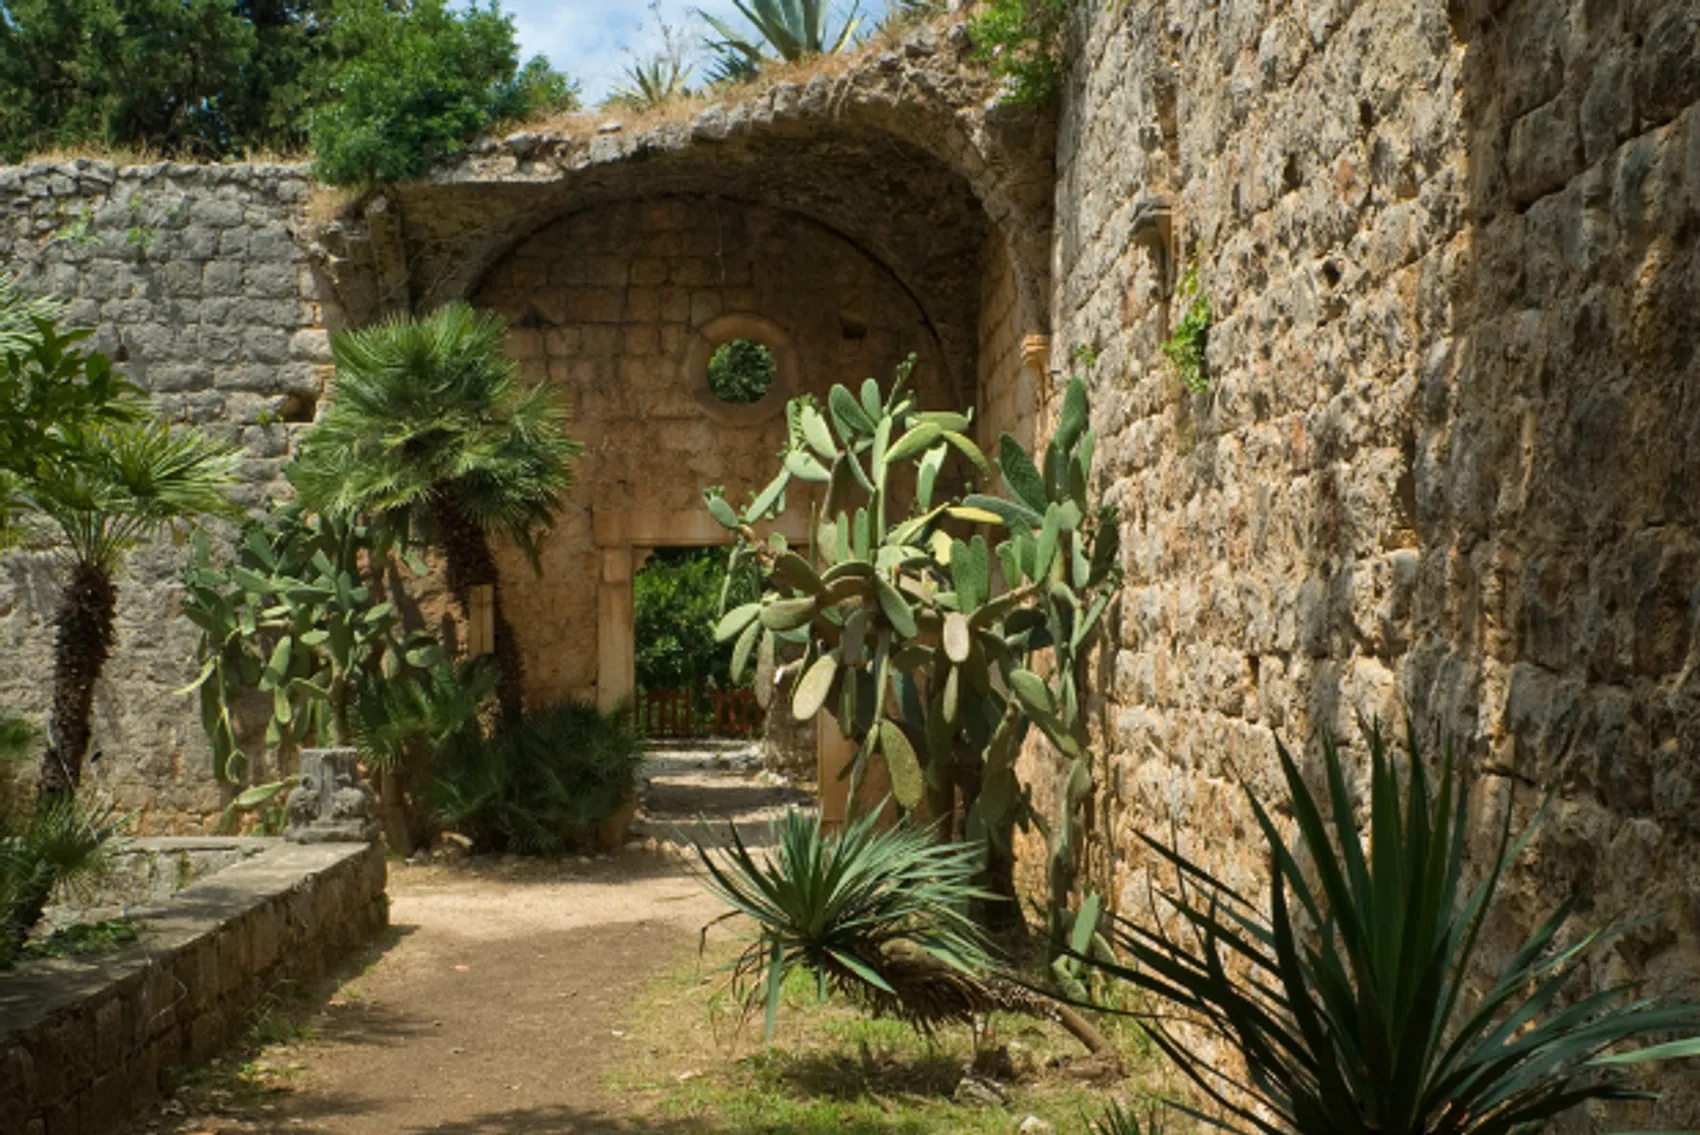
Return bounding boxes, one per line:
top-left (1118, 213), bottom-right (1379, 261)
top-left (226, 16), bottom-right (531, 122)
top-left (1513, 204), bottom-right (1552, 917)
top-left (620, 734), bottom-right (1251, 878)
top-left (634, 688), bottom-right (763, 739)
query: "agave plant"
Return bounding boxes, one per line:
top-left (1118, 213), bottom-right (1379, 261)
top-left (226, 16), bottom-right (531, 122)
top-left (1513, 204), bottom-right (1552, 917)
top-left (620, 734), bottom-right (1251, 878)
top-left (697, 808), bottom-right (1113, 1054)
top-left (610, 1), bottom-right (693, 108)
top-left (698, 0), bottom-right (861, 79)
top-left (1088, 722), bottom-right (1700, 1135)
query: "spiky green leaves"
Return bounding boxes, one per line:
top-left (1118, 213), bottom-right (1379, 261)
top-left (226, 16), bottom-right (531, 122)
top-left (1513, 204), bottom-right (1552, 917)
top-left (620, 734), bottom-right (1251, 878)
top-left (288, 303), bottom-right (579, 569)
top-left (695, 808), bottom-right (996, 1040)
top-left (1085, 723), bottom-right (1700, 1135)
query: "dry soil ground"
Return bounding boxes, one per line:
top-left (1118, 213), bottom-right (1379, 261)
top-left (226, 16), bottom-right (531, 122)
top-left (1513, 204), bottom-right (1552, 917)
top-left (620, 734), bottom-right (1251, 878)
top-left (126, 745), bottom-right (811, 1135)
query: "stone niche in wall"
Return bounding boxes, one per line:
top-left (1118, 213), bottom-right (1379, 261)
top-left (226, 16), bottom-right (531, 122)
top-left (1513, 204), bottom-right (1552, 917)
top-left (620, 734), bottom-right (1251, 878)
top-left (469, 196), bottom-right (956, 714)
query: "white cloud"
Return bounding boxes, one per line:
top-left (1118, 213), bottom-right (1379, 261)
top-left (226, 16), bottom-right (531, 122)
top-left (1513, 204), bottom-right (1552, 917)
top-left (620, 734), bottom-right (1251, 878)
top-left (500, 0), bottom-right (876, 103)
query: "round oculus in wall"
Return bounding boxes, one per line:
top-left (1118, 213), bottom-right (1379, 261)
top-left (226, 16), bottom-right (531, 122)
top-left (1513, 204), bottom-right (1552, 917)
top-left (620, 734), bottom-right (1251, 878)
top-left (706, 338), bottom-right (778, 405)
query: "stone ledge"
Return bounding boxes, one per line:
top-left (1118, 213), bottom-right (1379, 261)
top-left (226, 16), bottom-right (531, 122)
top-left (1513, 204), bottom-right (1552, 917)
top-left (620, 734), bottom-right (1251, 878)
top-left (0, 839), bottom-right (387, 1135)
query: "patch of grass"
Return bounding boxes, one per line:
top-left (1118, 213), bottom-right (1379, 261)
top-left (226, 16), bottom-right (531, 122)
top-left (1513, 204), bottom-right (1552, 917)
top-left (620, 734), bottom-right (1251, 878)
top-left (21, 917), bottom-right (140, 960)
top-left (611, 942), bottom-right (1173, 1135)
top-left (249, 981), bottom-right (319, 1047)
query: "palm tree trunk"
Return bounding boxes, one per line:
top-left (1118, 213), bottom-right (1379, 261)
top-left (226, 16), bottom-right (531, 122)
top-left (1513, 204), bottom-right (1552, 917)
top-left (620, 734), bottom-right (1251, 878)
top-left (37, 559), bottom-right (117, 806)
top-left (430, 492), bottom-right (525, 725)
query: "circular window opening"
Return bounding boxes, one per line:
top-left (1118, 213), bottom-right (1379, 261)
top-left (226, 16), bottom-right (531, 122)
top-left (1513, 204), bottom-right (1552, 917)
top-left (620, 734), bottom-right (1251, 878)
top-left (706, 339), bottom-right (777, 405)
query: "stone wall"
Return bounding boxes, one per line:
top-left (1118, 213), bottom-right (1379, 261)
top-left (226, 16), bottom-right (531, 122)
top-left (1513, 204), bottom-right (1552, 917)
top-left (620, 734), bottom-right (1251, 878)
top-left (0, 839), bottom-right (387, 1135)
top-left (0, 161), bottom-right (331, 831)
top-left (1023, 0), bottom-right (1700, 1125)
top-left (470, 197), bottom-right (953, 708)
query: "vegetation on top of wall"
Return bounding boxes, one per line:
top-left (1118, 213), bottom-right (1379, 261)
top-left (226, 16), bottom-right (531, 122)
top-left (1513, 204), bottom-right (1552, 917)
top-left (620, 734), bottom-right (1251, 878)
top-left (968, 0), bottom-right (1071, 105)
top-left (1161, 264), bottom-right (1210, 395)
top-left (310, 0), bottom-right (579, 185)
top-left (698, 0), bottom-right (864, 86)
top-left (0, 0), bottom-right (577, 166)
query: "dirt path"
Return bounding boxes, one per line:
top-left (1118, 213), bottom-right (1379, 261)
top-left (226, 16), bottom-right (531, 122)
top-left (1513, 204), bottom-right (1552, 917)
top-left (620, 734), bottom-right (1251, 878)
top-left (134, 745), bottom-right (810, 1135)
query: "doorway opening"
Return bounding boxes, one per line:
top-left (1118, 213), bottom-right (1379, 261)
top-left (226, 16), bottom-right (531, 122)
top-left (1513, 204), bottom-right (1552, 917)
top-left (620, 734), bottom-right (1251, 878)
top-left (630, 546), bottom-right (763, 740)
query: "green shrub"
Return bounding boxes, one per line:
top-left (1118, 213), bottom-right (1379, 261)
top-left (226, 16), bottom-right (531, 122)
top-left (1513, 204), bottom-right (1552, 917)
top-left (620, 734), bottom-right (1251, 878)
top-left (427, 700), bottom-right (644, 854)
top-left (634, 546), bottom-right (761, 695)
top-left (311, 0), bottom-right (578, 185)
top-left (968, 0), bottom-right (1070, 105)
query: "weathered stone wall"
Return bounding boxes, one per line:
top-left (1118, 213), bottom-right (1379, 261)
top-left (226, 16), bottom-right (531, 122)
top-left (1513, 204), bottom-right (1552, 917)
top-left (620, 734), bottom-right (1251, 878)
top-left (470, 198), bottom-right (952, 707)
top-left (1020, 0), bottom-right (1700, 1126)
top-left (0, 161), bottom-right (331, 831)
top-left (976, 232), bottom-right (1040, 453)
top-left (0, 839), bottom-right (386, 1135)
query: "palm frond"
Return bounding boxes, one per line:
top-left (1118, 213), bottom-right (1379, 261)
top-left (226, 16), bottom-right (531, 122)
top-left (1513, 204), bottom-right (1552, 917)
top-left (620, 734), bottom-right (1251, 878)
top-left (23, 420), bottom-right (241, 568)
top-left (289, 303), bottom-right (579, 562)
top-left (0, 273), bottom-right (67, 358)
top-left (1085, 721), bottom-right (1700, 1135)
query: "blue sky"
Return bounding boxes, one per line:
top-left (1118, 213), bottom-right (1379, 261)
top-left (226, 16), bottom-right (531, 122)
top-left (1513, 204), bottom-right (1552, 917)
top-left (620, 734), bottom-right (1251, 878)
top-left (502, 0), bottom-right (876, 103)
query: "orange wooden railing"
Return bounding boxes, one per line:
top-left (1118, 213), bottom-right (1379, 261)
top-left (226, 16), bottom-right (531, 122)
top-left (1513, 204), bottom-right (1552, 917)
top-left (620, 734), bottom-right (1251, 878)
top-left (635, 688), bottom-right (764, 739)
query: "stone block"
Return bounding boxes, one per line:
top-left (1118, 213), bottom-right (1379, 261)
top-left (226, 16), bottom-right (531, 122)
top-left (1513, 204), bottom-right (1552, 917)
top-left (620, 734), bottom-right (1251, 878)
top-left (191, 198), bottom-right (244, 228)
top-left (629, 257), bottom-right (669, 286)
top-left (563, 288), bottom-right (624, 323)
top-left (288, 328), bottom-right (332, 363)
top-left (243, 261), bottom-right (297, 298)
top-left (1507, 95), bottom-right (1582, 205)
top-left (93, 999), bottom-right (124, 1074)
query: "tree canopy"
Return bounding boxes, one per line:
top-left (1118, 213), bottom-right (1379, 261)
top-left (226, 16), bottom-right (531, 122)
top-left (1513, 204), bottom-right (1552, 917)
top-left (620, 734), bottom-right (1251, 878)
top-left (0, 0), bottom-right (578, 169)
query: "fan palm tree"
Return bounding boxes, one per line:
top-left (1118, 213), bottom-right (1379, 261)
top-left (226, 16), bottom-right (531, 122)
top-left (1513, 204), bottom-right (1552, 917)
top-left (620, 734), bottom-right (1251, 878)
top-left (23, 421), bottom-right (240, 805)
top-left (288, 303), bottom-right (580, 724)
top-left (698, 0), bottom-right (861, 80)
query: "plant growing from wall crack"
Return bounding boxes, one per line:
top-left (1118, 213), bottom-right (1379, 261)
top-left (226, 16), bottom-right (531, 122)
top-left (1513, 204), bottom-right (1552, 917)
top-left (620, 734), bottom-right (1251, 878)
top-left (1162, 263), bottom-right (1210, 395)
top-left (968, 0), bottom-right (1070, 105)
top-left (705, 357), bottom-right (1121, 933)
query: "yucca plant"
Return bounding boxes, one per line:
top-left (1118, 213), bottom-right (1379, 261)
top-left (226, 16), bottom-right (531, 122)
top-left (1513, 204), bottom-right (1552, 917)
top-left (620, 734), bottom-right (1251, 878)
top-left (23, 420), bottom-right (239, 806)
top-left (0, 719), bottom-right (124, 964)
top-left (1087, 722), bottom-right (1700, 1135)
top-left (288, 303), bottom-right (580, 724)
top-left (1088, 1100), bottom-right (1167, 1135)
top-left (611, 1), bottom-right (693, 108)
top-left (697, 808), bottom-right (1113, 1054)
top-left (698, 0), bottom-right (861, 79)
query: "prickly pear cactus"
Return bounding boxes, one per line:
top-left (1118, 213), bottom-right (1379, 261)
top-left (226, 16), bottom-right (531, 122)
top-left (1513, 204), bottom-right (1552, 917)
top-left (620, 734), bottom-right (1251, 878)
top-left (705, 358), bottom-right (1121, 926)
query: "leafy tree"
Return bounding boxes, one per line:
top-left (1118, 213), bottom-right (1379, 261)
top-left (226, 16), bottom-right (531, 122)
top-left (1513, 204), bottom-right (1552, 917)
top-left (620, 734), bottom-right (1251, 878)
top-left (634, 546), bottom-right (759, 694)
top-left (311, 0), bottom-right (577, 185)
top-left (288, 302), bottom-right (580, 725)
top-left (698, 0), bottom-right (861, 80)
top-left (20, 420), bottom-right (240, 805)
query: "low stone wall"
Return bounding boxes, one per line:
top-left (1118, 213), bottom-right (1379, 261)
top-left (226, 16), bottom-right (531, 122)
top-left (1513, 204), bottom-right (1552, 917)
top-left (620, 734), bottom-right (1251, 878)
top-left (0, 839), bottom-right (387, 1135)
